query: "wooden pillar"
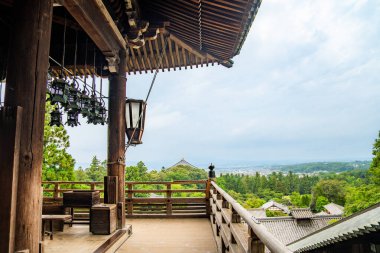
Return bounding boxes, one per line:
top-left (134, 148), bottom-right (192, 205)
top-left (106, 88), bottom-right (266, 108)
top-left (248, 228), bottom-right (265, 253)
top-left (107, 49), bottom-right (127, 229)
top-left (0, 107), bottom-right (23, 253)
top-left (4, 0), bottom-right (53, 252)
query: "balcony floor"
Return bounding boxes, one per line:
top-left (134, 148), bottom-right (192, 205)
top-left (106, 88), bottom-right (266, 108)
top-left (119, 218), bottom-right (217, 253)
top-left (42, 218), bottom-right (217, 253)
top-left (42, 225), bottom-right (114, 253)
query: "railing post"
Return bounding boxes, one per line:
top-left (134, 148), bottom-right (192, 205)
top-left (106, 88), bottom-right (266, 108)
top-left (206, 163), bottom-right (215, 216)
top-left (248, 228), bottom-right (265, 253)
top-left (222, 196), bottom-right (229, 209)
top-left (53, 183), bottom-right (60, 200)
top-left (166, 183), bottom-right (172, 215)
top-left (127, 183), bottom-right (133, 215)
top-left (90, 182), bottom-right (95, 191)
top-left (231, 207), bottom-right (241, 223)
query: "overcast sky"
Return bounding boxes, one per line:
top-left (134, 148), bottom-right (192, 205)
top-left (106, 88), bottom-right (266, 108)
top-left (65, 0), bottom-right (380, 169)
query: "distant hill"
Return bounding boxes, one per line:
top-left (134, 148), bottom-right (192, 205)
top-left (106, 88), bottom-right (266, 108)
top-left (275, 161), bottom-right (371, 173)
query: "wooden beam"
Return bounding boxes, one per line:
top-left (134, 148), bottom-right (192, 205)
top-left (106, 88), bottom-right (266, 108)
top-left (136, 47), bottom-right (147, 73)
top-left (160, 34), bottom-right (170, 71)
top-left (154, 39), bottom-right (163, 71)
top-left (169, 33), bottom-right (220, 62)
top-left (130, 48), bottom-right (142, 74)
top-left (4, 0), bottom-right (53, 252)
top-left (175, 42), bottom-right (182, 70)
top-left (148, 40), bottom-right (158, 70)
top-left (107, 49), bottom-right (127, 229)
top-left (167, 38), bottom-right (176, 70)
top-left (62, 0), bottom-right (126, 58)
top-left (141, 45), bottom-right (153, 72)
top-left (0, 107), bottom-right (22, 253)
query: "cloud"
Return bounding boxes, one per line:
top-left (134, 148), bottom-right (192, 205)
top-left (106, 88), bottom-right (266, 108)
top-left (67, 0), bottom-right (380, 169)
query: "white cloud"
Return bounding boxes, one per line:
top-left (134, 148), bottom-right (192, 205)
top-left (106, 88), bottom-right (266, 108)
top-left (67, 0), bottom-right (380, 168)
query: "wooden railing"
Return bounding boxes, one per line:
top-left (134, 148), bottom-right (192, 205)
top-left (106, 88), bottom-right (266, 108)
top-left (42, 180), bottom-right (209, 218)
top-left (210, 181), bottom-right (293, 253)
top-left (42, 180), bottom-right (293, 252)
top-left (125, 180), bottom-right (208, 218)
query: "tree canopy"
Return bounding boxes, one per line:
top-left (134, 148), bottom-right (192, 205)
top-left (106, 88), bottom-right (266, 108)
top-left (42, 100), bottom-right (75, 181)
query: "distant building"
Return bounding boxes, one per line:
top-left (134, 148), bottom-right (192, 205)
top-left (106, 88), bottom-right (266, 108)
top-left (323, 203), bottom-right (344, 216)
top-left (167, 158), bottom-right (199, 169)
top-left (256, 208), bottom-right (342, 248)
top-left (288, 203), bottom-right (380, 253)
top-left (260, 200), bottom-right (290, 214)
top-left (248, 208), bottom-right (267, 218)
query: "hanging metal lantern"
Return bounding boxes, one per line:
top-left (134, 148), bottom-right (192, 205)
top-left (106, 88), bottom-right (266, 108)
top-left (66, 109), bottom-right (80, 127)
top-left (49, 79), bottom-right (70, 104)
top-left (80, 89), bottom-right (92, 117)
top-left (125, 99), bottom-right (146, 145)
top-left (98, 105), bottom-right (107, 125)
top-left (86, 96), bottom-right (101, 125)
top-left (65, 81), bottom-right (81, 111)
top-left (90, 95), bottom-right (101, 115)
top-left (50, 107), bottom-right (63, 127)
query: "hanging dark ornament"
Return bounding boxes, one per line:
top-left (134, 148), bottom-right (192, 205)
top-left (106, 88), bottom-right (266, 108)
top-left (65, 81), bottom-right (81, 111)
top-left (66, 109), bottom-right (80, 127)
top-left (50, 106), bottom-right (63, 127)
top-left (48, 78), bottom-right (70, 104)
top-left (80, 88), bottom-right (92, 117)
top-left (98, 99), bottom-right (107, 125)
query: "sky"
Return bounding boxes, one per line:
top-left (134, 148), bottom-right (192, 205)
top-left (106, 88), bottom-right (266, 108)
top-left (63, 0), bottom-right (380, 169)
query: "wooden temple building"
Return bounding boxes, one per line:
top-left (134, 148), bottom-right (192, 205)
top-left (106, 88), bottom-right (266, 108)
top-left (1, 1), bottom-right (378, 253)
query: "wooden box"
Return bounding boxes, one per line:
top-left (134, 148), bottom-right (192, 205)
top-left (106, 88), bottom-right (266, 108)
top-left (90, 204), bottom-right (117, 235)
top-left (63, 190), bottom-right (100, 207)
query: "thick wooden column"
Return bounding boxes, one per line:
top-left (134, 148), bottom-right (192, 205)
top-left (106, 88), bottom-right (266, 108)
top-left (107, 49), bottom-right (127, 229)
top-left (0, 107), bottom-right (23, 253)
top-left (4, 0), bottom-right (53, 252)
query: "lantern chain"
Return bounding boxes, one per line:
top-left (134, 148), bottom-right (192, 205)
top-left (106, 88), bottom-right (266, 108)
top-left (118, 34), bottom-right (170, 164)
top-left (48, 56), bottom-right (105, 98)
top-left (61, 15), bottom-right (67, 77)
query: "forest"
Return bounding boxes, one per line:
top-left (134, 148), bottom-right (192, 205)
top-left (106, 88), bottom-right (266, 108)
top-left (42, 100), bottom-right (380, 216)
top-left (274, 161), bottom-right (370, 173)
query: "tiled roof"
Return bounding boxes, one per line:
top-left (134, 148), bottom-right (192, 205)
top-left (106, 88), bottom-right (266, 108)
top-left (248, 208), bottom-right (267, 218)
top-left (290, 208), bottom-right (314, 219)
top-left (324, 203), bottom-right (344, 215)
top-left (315, 211), bottom-right (328, 216)
top-left (261, 200), bottom-right (290, 214)
top-left (288, 203), bottom-right (380, 252)
top-left (167, 158), bottom-right (198, 169)
top-left (257, 216), bottom-right (341, 246)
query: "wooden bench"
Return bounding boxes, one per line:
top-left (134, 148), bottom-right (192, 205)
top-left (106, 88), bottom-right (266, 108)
top-left (41, 214), bottom-right (72, 240)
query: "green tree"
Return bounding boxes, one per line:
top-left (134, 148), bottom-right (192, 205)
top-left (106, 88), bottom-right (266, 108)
top-left (85, 156), bottom-right (106, 181)
top-left (315, 196), bottom-right (329, 212)
top-left (369, 131), bottom-right (380, 185)
top-left (125, 161), bottom-right (149, 181)
top-left (42, 100), bottom-right (75, 181)
top-left (344, 132), bottom-right (380, 215)
top-left (311, 179), bottom-right (346, 207)
top-left (75, 167), bottom-right (88, 181)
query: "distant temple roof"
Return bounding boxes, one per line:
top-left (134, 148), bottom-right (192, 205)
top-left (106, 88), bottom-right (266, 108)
top-left (248, 208), bottom-right (267, 218)
top-left (323, 203), bottom-right (344, 215)
top-left (256, 214), bottom-right (342, 247)
top-left (167, 158), bottom-right (198, 169)
top-left (288, 203), bottom-right (380, 252)
top-left (290, 208), bottom-right (314, 219)
top-left (260, 200), bottom-right (290, 214)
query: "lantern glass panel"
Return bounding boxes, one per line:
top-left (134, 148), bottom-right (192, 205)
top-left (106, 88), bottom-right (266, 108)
top-left (131, 102), bottom-right (140, 128)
